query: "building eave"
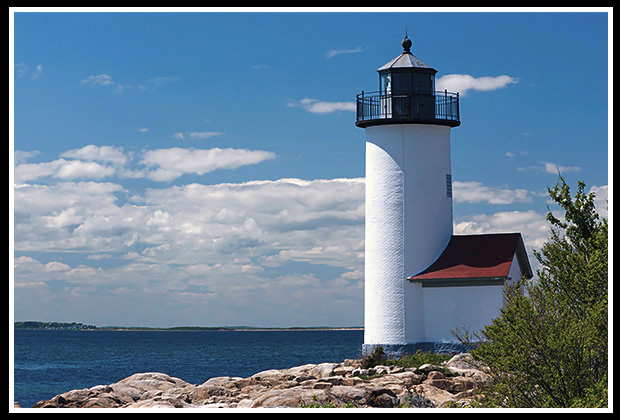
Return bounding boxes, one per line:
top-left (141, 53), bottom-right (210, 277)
top-left (409, 276), bottom-right (508, 288)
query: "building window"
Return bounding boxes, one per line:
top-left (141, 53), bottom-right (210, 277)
top-left (446, 174), bottom-right (452, 198)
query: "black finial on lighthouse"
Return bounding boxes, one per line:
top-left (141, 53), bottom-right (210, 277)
top-left (402, 35), bottom-right (412, 54)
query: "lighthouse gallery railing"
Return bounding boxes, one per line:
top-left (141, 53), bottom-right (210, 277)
top-left (356, 90), bottom-right (460, 126)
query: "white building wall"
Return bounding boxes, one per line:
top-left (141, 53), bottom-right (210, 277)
top-left (422, 284), bottom-right (504, 343)
top-left (421, 252), bottom-right (524, 343)
top-left (364, 124), bottom-right (453, 346)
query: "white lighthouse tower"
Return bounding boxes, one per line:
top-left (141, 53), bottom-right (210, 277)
top-left (357, 36), bottom-right (531, 356)
top-left (357, 36), bottom-right (460, 356)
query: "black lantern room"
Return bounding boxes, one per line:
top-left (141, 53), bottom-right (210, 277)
top-left (356, 36), bottom-right (460, 128)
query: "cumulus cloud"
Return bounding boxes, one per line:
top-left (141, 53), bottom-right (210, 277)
top-left (13, 177), bottom-right (366, 326)
top-left (54, 160), bottom-right (117, 180)
top-left (14, 158), bottom-right (115, 182)
top-left (288, 98), bottom-right (356, 114)
top-left (61, 145), bottom-right (129, 165)
top-left (14, 181), bottom-right (127, 251)
top-left (139, 147), bottom-right (276, 181)
top-left (14, 145), bottom-right (276, 183)
top-left (453, 181), bottom-right (533, 204)
top-left (14, 159), bottom-right (64, 182)
top-left (454, 209), bottom-right (550, 253)
top-left (14, 150), bottom-right (40, 164)
top-left (436, 74), bottom-right (517, 96)
top-left (14, 176), bottom-right (365, 265)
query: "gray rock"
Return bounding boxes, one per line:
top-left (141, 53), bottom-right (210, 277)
top-left (29, 353), bottom-right (488, 409)
top-left (309, 362), bottom-right (338, 379)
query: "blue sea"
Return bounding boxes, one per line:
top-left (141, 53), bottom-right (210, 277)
top-left (13, 328), bottom-right (364, 408)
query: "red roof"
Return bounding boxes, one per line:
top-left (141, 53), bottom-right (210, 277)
top-left (408, 233), bottom-right (532, 284)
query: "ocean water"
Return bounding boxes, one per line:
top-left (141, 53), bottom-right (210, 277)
top-left (12, 328), bottom-right (364, 408)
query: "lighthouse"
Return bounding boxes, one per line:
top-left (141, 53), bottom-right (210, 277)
top-left (357, 36), bottom-right (532, 356)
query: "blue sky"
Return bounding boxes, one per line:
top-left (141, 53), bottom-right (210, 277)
top-left (11, 9), bottom-right (610, 328)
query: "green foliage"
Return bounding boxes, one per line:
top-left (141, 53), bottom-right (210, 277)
top-left (361, 346), bottom-right (451, 371)
top-left (360, 345), bottom-right (387, 369)
top-left (298, 395), bottom-right (354, 408)
top-left (385, 349), bottom-right (451, 369)
top-left (471, 177), bottom-right (608, 408)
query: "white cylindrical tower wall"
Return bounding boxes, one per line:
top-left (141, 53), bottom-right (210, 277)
top-left (364, 123), bottom-right (453, 347)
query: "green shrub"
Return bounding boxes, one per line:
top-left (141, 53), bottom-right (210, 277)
top-left (470, 178), bottom-right (608, 408)
top-left (360, 345), bottom-right (387, 369)
top-left (385, 349), bottom-right (450, 369)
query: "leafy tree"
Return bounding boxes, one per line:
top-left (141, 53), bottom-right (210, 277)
top-left (470, 177), bottom-right (608, 408)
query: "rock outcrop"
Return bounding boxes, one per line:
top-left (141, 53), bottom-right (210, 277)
top-left (30, 353), bottom-right (489, 408)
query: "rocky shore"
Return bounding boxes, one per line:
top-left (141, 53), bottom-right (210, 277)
top-left (27, 353), bottom-right (489, 409)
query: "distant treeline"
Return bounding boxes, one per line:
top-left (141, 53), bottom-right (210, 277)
top-left (14, 321), bottom-right (362, 331)
top-left (14, 321), bottom-right (98, 330)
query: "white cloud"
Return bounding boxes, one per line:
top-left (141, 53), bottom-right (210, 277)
top-left (14, 150), bottom-right (40, 164)
top-left (13, 177), bottom-right (366, 326)
top-left (188, 132), bottom-right (223, 139)
top-left (81, 74), bottom-right (115, 86)
top-left (136, 178), bottom-right (366, 266)
top-left (31, 64), bottom-right (43, 79)
top-left (140, 147), bottom-right (276, 181)
top-left (14, 159), bottom-right (64, 182)
top-left (61, 145), bottom-right (129, 165)
top-left (15, 62), bottom-right (44, 79)
top-left (14, 158), bottom-right (115, 182)
top-left (453, 181), bottom-right (533, 204)
top-left (325, 46), bottom-right (366, 59)
top-left (14, 145), bottom-right (275, 183)
top-left (14, 177), bottom-right (365, 267)
top-left (436, 74), bottom-right (517, 96)
top-left (455, 209), bottom-right (550, 252)
top-left (45, 261), bottom-right (71, 272)
top-left (14, 181), bottom-right (128, 252)
top-left (288, 98), bottom-right (356, 114)
top-left (173, 131), bottom-right (224, 140)
top-left (589, 184), bottom-right (608, 219)
top-left (517, 160), bottom-right (582, 174)
top-left (541, 161), bottom-right (581, 174)
top-left (80, 75), bottom-right (181, 93)
top-left (454, 183), bottom-right (609, 267)
top-left (15, 63), bottom-right (29, 78)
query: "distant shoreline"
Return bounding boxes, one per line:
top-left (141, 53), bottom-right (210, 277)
top-left (13, 321), bottom-right (363, 332)
top-left (95, 327), bottom-right (364, 332)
